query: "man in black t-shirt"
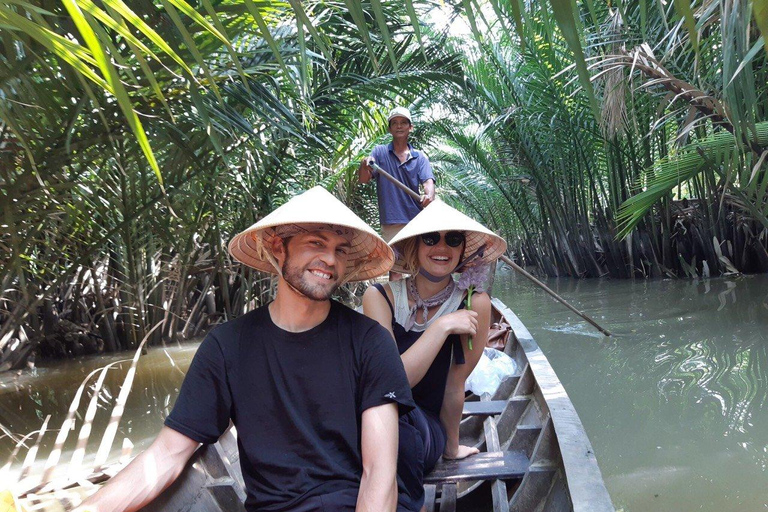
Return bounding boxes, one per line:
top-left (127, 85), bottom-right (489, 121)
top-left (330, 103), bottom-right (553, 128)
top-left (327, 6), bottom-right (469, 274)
top-left (77, 187), bottom-right (416, 512)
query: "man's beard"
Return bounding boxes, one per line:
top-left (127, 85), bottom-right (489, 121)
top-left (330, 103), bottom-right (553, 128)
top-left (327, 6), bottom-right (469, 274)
top-left (281, 245), bottom-right (341, 301)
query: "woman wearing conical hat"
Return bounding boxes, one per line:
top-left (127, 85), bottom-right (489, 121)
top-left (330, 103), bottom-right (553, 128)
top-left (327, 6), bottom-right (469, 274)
top-left (362, 199), bottom-right (507, 510)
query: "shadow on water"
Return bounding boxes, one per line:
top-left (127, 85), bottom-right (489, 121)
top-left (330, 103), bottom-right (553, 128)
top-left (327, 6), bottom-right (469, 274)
top-left (0, 341), bottom-right (202, 474)
top-left (493, 270), bottom-right (768, 511)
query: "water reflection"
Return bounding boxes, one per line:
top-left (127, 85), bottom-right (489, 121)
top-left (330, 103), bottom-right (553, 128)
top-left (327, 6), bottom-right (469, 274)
top-left (2, 273), bottom-right (768, 510)
top-left (493, 272), bottom-right (768, 511)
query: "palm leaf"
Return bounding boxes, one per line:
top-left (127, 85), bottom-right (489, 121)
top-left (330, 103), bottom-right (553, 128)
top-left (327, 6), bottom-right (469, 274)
top-left (548, 0), bottom-right (601, 121)
top-left (755, 0), bottom-right (768, 58)
top-left (61, 0), bottom-right (164, 187)
top-left (616, 122), bottom-right (768, 238)
top-left (369, 0), bottom-right (399, 69)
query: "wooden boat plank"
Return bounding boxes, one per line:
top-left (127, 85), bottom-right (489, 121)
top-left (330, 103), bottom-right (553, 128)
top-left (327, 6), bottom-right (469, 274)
top-left (529, 418), bottom-right (557, 465)
top-left (491, 479), bottom-right (510, 512)
top-left (484, 417), bottom-right (501, 452)
top-left (542, 471), bottom-right (573, 512)
top-left (440, 483), bottom-right (457, 512)
top-left (425, 451), bottom-right (529, 484)
top-left (507, 425), bottom-right (541, 459)
top-left (462, 400), bottom-right (507, 416)
top-left (424, 484), bottom-right (437, 512)
top-left (513, 363), bottom-right (536, 397)
top-left (508, 467), bottom-right (556, 512)
top-left (495, 397), bottom-right (530, 447)
top-left (482, 396), bottom-right (511, 512)
top-left (493, 298), bottom-right (614, 512)
top-left (491, 374), bottom-right (520, 400)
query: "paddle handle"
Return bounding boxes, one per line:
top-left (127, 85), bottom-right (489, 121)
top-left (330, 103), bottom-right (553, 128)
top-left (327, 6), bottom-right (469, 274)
top-left (498, 255), bottom-right (612, 336)
top-left (369, 161), bottom-right (422, 201)
top-left (368, 159), bottom-right (612, 337)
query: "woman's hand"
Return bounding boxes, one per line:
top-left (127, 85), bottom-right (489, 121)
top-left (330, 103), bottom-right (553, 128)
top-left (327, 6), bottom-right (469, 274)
top-left (443, 444), bottom-right (480, 460)
top-left (436, 309), bottom-right (478, 337)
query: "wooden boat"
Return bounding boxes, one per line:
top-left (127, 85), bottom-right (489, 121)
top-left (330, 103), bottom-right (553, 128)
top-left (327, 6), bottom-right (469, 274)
top-left (138, 298), bottom-right (614, 512)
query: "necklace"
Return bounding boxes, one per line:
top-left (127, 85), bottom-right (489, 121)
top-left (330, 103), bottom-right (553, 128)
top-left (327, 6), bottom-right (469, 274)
top-left (404, 277), bottom-right (456, 331)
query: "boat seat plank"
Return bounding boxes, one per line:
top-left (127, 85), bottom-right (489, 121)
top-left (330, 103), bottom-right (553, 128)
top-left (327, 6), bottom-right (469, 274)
top-left (440, 483), bottom-right (457, 512)
top-left (425, 451), bottom-right (530, 484)
top-left (462, 400), bottom-right (507, 416)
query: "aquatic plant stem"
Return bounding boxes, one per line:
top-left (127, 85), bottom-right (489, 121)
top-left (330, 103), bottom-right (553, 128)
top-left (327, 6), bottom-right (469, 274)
top-left (466, 285), bottom-right (474, 351)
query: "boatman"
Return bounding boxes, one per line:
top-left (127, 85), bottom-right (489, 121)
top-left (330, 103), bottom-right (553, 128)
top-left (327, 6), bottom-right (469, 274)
top-left (75, 187), bottom-right (417, 512)
top-left (358, 107), bottom-right (436, 244)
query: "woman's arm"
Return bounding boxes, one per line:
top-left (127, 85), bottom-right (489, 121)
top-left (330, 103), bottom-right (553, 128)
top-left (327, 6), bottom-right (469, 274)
top-left (362, 286), bottom-right (479, 388)
top-left (440, 292), bottom-right (491, 459)
top-left (361, 285), bottom-right (396, 341)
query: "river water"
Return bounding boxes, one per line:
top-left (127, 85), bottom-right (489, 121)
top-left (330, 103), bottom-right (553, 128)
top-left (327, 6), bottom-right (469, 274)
top-left (493, 270), bottom-right (768, 511)
top-left (2, 272), bottom-right (767, 510)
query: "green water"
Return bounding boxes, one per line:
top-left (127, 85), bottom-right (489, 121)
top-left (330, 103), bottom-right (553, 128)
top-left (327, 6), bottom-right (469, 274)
top-left (2, 272), bottom-right (767, 510)
top-left (493, 270), bottom-right (768, 511)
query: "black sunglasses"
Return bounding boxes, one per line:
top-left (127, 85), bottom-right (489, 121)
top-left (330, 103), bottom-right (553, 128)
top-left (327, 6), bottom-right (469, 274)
top-left (420, 231), bottom-right (465, 248)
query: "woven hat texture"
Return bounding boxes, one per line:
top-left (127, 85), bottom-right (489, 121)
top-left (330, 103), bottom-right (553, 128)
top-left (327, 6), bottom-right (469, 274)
top-left (388, 199), bottom-right (507, 273)
top-left (228, 187), bottom-right (393, 281)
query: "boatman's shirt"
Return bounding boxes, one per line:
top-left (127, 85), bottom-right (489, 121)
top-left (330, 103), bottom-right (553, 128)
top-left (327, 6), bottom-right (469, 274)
top-left (165, 300), bottom-right (415, 511)
top-left (372, 142), bottom-right (434, 225)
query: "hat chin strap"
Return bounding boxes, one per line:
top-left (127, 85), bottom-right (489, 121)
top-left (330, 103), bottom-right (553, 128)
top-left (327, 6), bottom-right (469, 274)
top-left (265, 249), bottom-right (311, 299)
top-left (263, 247), bottom-right (284, 279)
top-left (418, 245), bottom-right (488, 280)
top-left (418, 268), bottom-right (449, 283)
top-left (339, 263), bottom-right (363, 287)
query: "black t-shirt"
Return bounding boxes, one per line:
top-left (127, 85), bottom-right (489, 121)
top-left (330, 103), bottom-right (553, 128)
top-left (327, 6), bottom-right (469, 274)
top-left (165, 300), bottom-right (415, 511)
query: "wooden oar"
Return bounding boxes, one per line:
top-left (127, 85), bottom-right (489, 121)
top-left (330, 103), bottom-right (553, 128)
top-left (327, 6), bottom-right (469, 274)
top-left (368, 161), bottom-right (612, 337)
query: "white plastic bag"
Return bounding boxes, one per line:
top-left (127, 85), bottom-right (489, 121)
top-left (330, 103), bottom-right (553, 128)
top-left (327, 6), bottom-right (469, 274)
top-left (465, 348), bottom-right (517, 396)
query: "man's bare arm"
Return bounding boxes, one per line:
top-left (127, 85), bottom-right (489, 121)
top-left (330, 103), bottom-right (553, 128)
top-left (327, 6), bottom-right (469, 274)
top-left (358, 157), bottom-right (375, 184)
top-left (74, 427), bottom-right (200, 512)
top-left (421, 179), bottom-right (436, 207)
top-left (356, 402), bottom-right (399, 512)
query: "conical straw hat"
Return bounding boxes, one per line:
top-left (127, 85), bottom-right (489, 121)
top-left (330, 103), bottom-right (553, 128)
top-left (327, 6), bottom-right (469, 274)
top-left (229, 187), bottom-right (393, 281)
top-left (388, 199), bottom-right (507, 273)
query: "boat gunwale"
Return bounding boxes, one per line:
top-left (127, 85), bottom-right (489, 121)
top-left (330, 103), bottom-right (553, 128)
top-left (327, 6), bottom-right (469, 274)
top-left (492, 297), bottom-right (614, 512)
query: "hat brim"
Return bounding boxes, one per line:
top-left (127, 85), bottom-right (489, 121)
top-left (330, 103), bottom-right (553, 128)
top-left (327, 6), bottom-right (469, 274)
top-left (388, 199), bottom-right (507, 274)
top-left (228, 187), bottom-right (393, 282)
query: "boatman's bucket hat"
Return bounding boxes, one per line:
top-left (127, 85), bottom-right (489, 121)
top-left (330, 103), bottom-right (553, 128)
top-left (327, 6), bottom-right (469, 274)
top-left (229, 186), bottom-right (394, 282)
top-left (388, 199), bottom-right (507, 274)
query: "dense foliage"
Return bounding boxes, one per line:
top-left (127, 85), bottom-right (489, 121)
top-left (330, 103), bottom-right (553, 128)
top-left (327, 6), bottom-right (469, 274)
top-left (1, 0), bottom-right (767, 368)
top-left (424, 0), bottom-right (768, 279)
top-left (0, 0), bottom-right (463, 368)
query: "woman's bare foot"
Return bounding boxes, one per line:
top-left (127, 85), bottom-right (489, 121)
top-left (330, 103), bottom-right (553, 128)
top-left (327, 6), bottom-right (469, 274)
top-left (442, 444), bottom-right (480, 460)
